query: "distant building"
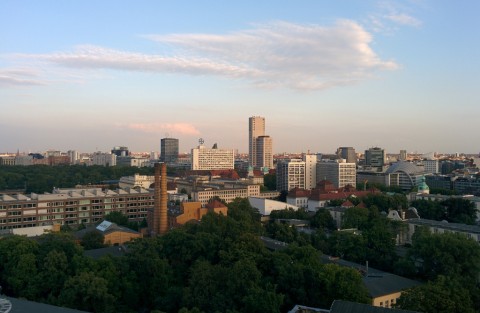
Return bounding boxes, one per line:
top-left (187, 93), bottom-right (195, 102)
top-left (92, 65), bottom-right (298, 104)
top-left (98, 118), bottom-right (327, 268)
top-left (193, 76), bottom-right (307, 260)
top-left (256, 135), bottom-right (273, 170)
top-left (365, 147), bottom-right (386, 168)
top-left (91, 152), bottom-right (116, 166)
top-left (399, 150), bottom-right (407, 161)
top-left (192, 184), bottom-right (260, 205)
top-left (160, 138), bottom-right (179, 163)
top-left (336, 147), bottom-right (357, 164)
top-left (168, 200), bottom-right (228, 228)
top-left (75, 220), bottom-right (142, 245)
top-left (303, 153), bottom-right (318, 190)
top-left (249, 197), bottom-right (299, 215)
top-left (276, 159), bottom-right (306, 192)
top-left (111, 146), bottom-right (129, 157)
top-left (249, 116), bottom-right (265, 168)
top-left (384, 162), bottom-right (427, 191)
top-left (191, 145), bottom-right (235, 170)
top-left (316, 159), bottom-right (356, 189)
top-left (421, 159), bottom-right (439, 174)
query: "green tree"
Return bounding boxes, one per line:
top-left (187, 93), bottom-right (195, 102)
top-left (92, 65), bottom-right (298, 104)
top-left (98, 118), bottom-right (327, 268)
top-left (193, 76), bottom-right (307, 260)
top-left (310, 208), bottom-right (336, 231)
top-left (104, 211), bottom-right (129, 226)
top-left (341, 207), bottom-right (369, 229)
top-left (81, 230), bottom-right (106, 250)
top-left (407, 228), bottom-right (480, 281)
top-left (410, 199), bottom-right (445, 220)
top-left (396, 276), bottom-right (475, 313)
top-left (263, 173), bottom-right (276, 191)
top-left (441, 198), bottom-right (476, 224)
top-left (58, 271), bottom-right (115, 313)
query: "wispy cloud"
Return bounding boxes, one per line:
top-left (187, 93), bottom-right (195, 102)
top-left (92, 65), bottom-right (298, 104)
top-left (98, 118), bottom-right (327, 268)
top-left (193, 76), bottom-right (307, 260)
top-left (29, 20), bottom-right (397, 91)
top-left (0, 68), bottom-right (46, 87)
top-left (127, 123), bottom-right (200, 135)
top-left (385, 13), bottom-right (421, 27)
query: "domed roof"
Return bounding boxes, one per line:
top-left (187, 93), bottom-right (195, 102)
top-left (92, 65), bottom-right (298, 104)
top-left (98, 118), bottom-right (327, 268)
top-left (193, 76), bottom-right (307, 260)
top-left (385, 161), bottom-right (425, 175)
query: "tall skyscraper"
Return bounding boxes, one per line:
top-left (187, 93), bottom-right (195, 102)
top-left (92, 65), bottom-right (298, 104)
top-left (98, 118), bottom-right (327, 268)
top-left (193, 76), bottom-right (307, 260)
top-left (160, 138), bottom-right (179, 163)
top-left (336, 147), bottom-right (357, 164)
top-left (256, 136), bottom-right (273, 170)
top-left (249, 116), bottom-right (265, 168)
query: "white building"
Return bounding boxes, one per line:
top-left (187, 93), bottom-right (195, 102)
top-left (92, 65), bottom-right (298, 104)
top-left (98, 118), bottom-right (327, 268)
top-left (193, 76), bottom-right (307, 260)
top-left (119, 174), bottom-right (155, 189)
top-left (303, 153), bottom-right (317, 190)
top-left (91, 152), bottom-right (116, 166)
top-left (249, 197), bottom-right (299, 216)
top-left (421, 159), bottom-right (439, 174)
top-left (316, 159), bottom-right (356, 189)
top-left (191, 145), bottom-right (235, 170)
top-left (276, 159), bottom-right (306, 192)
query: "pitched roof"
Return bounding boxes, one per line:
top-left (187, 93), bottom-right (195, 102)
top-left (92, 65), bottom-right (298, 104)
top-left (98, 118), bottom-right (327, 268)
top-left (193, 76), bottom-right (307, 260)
top-left (205, 199), bottom-right (227, 209)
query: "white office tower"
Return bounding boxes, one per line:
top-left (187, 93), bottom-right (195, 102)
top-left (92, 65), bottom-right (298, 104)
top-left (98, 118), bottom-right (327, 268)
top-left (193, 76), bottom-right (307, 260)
top-left (316, 159), bottom-right (356, 189)
top-left (191, 145), bottom-right (235, 170)
top-left (249, 116), bottom-right (265, 168)
top-left (302, 153), bottom-right (317, 190)
top-left (276, 159), bottom-right (306, 192)
top-left (67, 150), bottom-right (79, 164)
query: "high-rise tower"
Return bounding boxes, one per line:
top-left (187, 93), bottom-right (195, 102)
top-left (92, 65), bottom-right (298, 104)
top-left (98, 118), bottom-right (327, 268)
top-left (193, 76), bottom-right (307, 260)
top-left (160, 138), bottom-right (179, 163)
top-left (256, 136), bottom-right (273, 170)
top-left (249, 116), bottom-right (267, 168)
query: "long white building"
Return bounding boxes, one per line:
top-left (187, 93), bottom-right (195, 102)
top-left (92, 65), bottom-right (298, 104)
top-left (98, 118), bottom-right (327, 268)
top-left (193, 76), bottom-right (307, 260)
top-left (191, 145), bottom-right (235, 170)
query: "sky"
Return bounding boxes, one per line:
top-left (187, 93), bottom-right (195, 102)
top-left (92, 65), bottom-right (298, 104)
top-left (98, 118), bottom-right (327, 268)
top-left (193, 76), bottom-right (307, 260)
top-left (1, 0), bottom-right (479, 155)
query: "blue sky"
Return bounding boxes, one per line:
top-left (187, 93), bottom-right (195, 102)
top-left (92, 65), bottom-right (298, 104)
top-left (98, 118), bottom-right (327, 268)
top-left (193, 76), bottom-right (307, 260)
top-left (1, 0), bottom-right (479, 155)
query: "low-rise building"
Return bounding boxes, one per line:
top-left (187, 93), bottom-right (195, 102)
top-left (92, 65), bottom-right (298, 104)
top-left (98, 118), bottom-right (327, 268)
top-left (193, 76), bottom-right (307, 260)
top-left (249, 197), bottom-right (299, 215)
top-left (406, 219), bottom-right (480, 244)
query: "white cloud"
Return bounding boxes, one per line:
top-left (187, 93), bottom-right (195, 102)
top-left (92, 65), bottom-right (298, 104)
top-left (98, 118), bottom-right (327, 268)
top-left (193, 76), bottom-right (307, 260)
top-left (0, 68), bottom-right (46, 87)
top-left (127, 123), bottom-right (200, 135)
top-left (33, 20), bottom-right (398, 90)
top-left (385, 13), bottom-right (422, 27)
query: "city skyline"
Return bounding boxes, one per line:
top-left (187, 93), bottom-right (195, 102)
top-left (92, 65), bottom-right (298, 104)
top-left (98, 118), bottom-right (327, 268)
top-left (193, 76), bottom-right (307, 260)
top-left (1, 1), bottom-right (479, 154)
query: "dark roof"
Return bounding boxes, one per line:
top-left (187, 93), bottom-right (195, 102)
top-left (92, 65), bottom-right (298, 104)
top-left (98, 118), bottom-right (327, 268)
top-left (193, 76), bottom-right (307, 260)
top-left (330, 300), bottom-right (419, 313)
top-left (83, 245), bottom-right (128, 259)
top-left (321, 256), bottom-right (421, 298)
top-left (4, 296), bottom-right (90, 313)
top-left (75, 221), bottom-right (140, 240)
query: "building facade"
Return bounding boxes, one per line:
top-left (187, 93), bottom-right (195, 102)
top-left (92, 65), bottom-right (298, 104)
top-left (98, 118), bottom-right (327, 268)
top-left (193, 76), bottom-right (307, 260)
top-left (160, 138), bottom-right (179, 163)
top-left (192, 184), bottom-right (260, 205)
top-left (191, 145), bottom-right (235, 170)
top-left (365, 147), bottom-right (386, 168)
top-left (317, 159), bottom-right (356, 189)
top-left (276, 159), bottom-right (306, 192)
top-left (249, 116), bottom-right (265, 168)
top-left (303, 153), bottom-right (318, 190)
top-left (91, 152), bottom-right (117, 166)
top-left (0, 187), bottom-right (154, 230)
top-left (255, 135), bottom-right (273, 170)
top-left (336, 147), bottom-right (357, 164)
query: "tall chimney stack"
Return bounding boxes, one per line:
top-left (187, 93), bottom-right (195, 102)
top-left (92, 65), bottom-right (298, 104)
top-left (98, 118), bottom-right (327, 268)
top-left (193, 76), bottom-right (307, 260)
top-left (153, 162), bottom-right (168, 236)
top-left (159, 162), bottom-right (168, 235)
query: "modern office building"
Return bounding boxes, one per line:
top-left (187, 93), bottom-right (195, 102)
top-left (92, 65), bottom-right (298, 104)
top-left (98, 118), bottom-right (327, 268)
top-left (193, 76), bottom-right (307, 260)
top-left (160, 138), bottom-right (179, 163)
top-left (336, 147), bottom-right (357, 164)
top-left (276, 159), bottom-right (306, 192)
top-left (249, 116), bottom-right (265, 168)
top-left (384, 161), bottom-right (427, 191)
top-left (421, 159), bottom-right (439, 174)
top-left (302, 153), bottom-right (318, 190)
top-left (191, 145), bottom-right (235, 170)
top-left (365, 147), bottom-right (386, 168)
top-left (317, 159), bottom-right (356, 189)
top-left (255, 135), bottom-right (273, 170)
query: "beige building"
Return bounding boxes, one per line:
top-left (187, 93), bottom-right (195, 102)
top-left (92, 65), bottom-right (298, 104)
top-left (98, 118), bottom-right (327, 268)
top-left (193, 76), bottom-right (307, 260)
top-left (249, 116), bottom-right (265, 168)
top-left (276, 159), bottom-right (306, 192)
top-left (191, 145), bottom-right (235, 170)
top-left (192, 184), bottom-right (260, 205)
top-left (119, 174), bottom-right (155, 189)
top-left (0, 187), bottom-right (154, 230)
top-left (256, 135), bottom-right (273, 170)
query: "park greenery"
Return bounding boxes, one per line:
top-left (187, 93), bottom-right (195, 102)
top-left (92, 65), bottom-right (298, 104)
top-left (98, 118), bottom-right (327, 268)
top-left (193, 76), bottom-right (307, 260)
top-left (0, 165), bottom-right (154, 193)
